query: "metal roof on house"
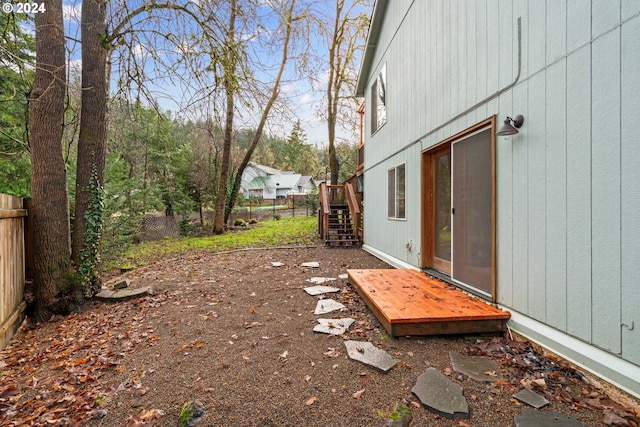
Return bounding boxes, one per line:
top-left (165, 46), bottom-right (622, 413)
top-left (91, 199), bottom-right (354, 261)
top-left (247, 174), bottom-right (302, 190)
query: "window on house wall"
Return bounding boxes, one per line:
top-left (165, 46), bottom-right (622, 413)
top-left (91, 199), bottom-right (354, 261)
top-left (387, 163), bottom-right (405, 219)
top-left (371, 64), bottom-right (387, 134)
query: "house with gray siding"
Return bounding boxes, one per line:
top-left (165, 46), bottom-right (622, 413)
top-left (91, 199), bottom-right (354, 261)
top-left (355, 0), bottom-right (640, 397)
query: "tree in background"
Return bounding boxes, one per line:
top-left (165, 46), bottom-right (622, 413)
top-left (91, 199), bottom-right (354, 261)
top-left (323, 0), bottom-right (370, 184)
top-left (0, 13), bottom-right (34, 196)
top-left (223, 0), bottom-right (304, 226)
top-left (281, 120), bottom-right (319, 176)
top-left (213, 0), bottom-right (239, 235)
top-left (28, 0), bottom-right (76, 321)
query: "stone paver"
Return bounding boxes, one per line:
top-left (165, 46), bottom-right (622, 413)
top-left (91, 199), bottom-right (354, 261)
top-left (338, 273), bottom-right (348, 280)
top-left (301, 261), bottom-right (320, 268)
top-left (513, 388), bottom-right (550, 409)
top-left (95, 286), bottom-right (150, 301)
top-left (306, 277), bottom-right (337, 285)
top-left (313, 318), bottom-right (355, 335)
top-left (304, 285), bottom-right (340, 296)
top-left (343, 340), bottom-right (399, 372)
top-left (110, 278), bottom-right (130, 289)
top-left (412, 367), bottom-right (469, 419)
top-left (449, 351), bottom-right (503, 382)
top-left (313, 299), bottom-right (345, 315)
top-left (270, 262), bottom-right (284, 267)
top-left (514, 408), bottom-right (584, 427)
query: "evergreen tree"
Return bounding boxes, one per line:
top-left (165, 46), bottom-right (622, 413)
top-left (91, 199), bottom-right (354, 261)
top-left (0, 13), bottom-right (35, 196)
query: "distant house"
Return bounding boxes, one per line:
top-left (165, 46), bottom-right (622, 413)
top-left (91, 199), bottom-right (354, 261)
top-left (356, 1), bottom-right (640, 397)
top-left (240, 162), bottom-right (283, 195)
top-left (245, 172), bottom-right (316, 200)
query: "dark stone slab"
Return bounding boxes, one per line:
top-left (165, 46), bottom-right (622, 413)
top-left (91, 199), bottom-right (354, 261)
top-left (514, 408), bottom-right (584, 427)
top-left (343, 341), bottom-right (399, 372)
top-left (412, 367), bottom-right (469, 419)
top-left (513, 388), bottom-right (549, 409)
top-left (449, 351), bottom-right (502, 382)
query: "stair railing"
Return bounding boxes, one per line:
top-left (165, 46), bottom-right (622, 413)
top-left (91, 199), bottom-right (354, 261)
top-left (318, 182), bottom-right (361, 245)
top-left (344, 182), bottom-right (360, 243)
top-left (318, 182), bottom-right (330, 241)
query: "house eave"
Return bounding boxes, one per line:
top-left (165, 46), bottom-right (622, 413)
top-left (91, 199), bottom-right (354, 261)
top-left (355, 0), bottom-right (389, 98)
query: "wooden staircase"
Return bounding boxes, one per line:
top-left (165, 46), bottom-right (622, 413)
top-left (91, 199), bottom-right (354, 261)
top-left (318, 183), bottom-right (361, 247)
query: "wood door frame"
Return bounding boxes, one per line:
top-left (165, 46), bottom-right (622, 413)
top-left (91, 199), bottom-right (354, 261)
top-left (420, 116), bottom-right (497, 301)
top-left (423, 144), bottom-right (451, 274)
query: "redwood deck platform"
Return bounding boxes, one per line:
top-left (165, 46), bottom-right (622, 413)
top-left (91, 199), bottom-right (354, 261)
top-left (347, 269), bottom-right (510, 337)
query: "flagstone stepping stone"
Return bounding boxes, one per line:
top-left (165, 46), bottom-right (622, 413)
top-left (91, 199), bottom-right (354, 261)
top-left (314, 299), bottom-right (346, 315)
top-left (107, 278), bottom-right (130, 289)
top-left (301, 261), bottom-right (320, 268)
top-left (95, 286), bottom-right (150, 301)
top-left (343, 341), bottom-right (399, 372)
top-left (338, 273), bottom-right (348, 280)
top-left (412, 367), bottom-right (469, 419)
top-left (306, 277), bottom-right (336, 284)
top-left (313, 318), bottom-right (355, 335)
top-left (514, 408), bottom-right (584, 427)
top-left (304, 285), bottom-right (340, 296)
top-left (513, 388), bottom-right (549, 409)
top-left (271, 262), bottom-right (284, 267)
top-left (449, 351), bottom-right (503, 382)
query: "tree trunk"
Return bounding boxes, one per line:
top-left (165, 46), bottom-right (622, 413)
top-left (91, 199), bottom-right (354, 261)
top-left (29, 0), bottom-right (74, 322)
top-left (72, 0), bottom-right (110, 296)
top-left (224, 0), bottom-right (296, 224)
top-left (213, 0), bottom-right (237, 235)
top-left (326, 0), bottom-right (343, 185)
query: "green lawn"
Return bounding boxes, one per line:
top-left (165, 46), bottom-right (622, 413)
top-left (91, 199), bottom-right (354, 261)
top-left (107, 216), bottom-right (319, 270)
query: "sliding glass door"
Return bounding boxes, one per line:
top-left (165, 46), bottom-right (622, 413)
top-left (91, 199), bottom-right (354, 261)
top-left (423, 121), bottom-right (494, 299)
top-left (451, 127), bottom-right (493, 297)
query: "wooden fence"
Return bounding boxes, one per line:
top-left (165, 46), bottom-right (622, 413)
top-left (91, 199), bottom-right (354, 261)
top-left (0, 194), bottom-right (28, 350)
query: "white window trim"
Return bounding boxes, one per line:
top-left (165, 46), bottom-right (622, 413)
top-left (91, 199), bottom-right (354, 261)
top-left (387, 163), bottom-right (406, 220)
top-left (371, 63), bottom-right (387, 135)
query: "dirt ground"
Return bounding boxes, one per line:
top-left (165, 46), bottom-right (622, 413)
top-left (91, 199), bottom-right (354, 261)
top-left (1, 246), bottom-right (639, 426)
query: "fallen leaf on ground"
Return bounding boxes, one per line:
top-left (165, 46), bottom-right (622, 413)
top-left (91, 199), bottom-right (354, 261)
top-left (352, 389), bottom-right (365, 399)
top-left (323, 347), bottom-right (340, 358)
top-left (305, 396), bottom-right (317, 405)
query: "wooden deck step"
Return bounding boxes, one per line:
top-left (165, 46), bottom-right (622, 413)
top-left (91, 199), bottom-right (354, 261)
top-left (347, 269), bottom-right (510, 337)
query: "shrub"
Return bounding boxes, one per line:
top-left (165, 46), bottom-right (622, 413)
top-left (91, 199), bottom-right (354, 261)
top-left (234, 218), bottom-right (246, 226)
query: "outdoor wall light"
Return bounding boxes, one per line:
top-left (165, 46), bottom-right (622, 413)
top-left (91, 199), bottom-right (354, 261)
top-left (496, 115), bottom-right (524, 136)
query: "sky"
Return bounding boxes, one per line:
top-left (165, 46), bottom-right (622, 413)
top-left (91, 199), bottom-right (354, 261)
top-left (61, 0), bottom-right (371, 148)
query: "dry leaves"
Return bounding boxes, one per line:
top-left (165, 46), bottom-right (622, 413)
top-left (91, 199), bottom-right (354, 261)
top-left (0, 296), bottom-right (165, 426)
top-left (125, 408), bottom-right (166, 426)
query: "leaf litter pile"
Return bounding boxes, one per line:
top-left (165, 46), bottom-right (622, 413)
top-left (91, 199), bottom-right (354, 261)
top-left (1, 247), bottom-right (639, 426)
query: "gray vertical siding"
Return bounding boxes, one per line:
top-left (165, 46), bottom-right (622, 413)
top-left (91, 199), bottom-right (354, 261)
top-left (360, 0), bottom-right (640, 374)
top-left (620, 11), bottom-right (640, 366)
